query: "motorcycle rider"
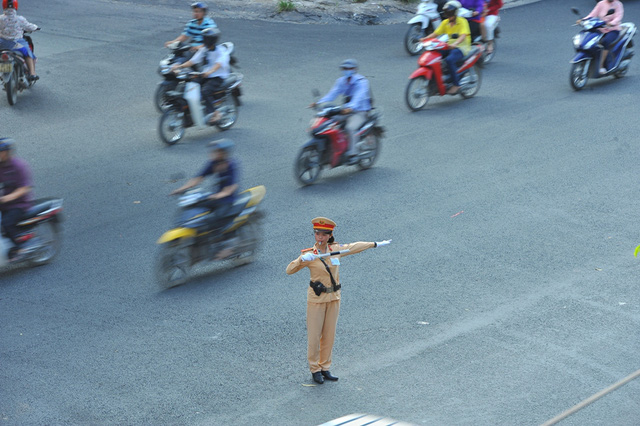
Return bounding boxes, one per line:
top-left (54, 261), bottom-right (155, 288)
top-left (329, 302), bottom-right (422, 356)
top-left (310, 59), bottom-right (372, 164)
top-left (170, 139), bottom-right (239, 243)
top-left (164, 2), bottom-right (217, 53)
top-left (0, 0), bottom-right (38, 81)
top-left (423, 0), bottom-right (470, 95)
top-left (459, 0), bottom-right (484, 41)
top-left (577, 0), bottom-right (624, 75)
top-left (0, 138), bottom-right (33, 261)
top-left (483, 0), bottom-right (503, 55)
top-left (171, 27), bottom-right (230, 125)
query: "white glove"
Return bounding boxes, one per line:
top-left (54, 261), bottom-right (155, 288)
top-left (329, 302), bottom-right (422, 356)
top-left (376, 239), bottom-right (391, 247)
top-left (301, 252), bottom-right (316, 262)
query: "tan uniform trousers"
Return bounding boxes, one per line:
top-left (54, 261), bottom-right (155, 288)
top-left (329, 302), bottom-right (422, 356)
top-left (306, 300), bottom-right (340, 373)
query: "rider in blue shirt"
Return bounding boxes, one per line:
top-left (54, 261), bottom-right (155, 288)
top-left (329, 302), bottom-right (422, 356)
top-left (311, 59), bottom-right (372, 163)
top-left (164, 2), bottom-right (217, 51)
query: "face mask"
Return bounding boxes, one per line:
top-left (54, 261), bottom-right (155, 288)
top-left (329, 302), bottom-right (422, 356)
top-left (342, 70), bottom-right (354, 78)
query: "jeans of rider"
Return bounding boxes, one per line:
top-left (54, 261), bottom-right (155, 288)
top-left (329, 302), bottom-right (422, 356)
top-left (601, 31), bottom-right (620, 69)
top-left (443, 48), bottom-right (464, 86)
top-left (201, 77), bottom-right (224, 115)
top-left (1, 208), bottom-right (24, 247)
top-left (202, 200), bottom-right (233, 231)
top-left (345, 111), bottom-right (368, 156)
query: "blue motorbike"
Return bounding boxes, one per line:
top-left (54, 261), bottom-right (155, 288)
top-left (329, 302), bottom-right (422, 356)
top-left (570, 7), bottom-right (636, 91)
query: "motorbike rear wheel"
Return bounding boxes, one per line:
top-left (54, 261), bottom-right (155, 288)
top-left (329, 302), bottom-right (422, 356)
top-left (405, 76), bottom-right (430, 111)
top-left (356, 133), bottom-right (380, 170)
top-left (28, 222), bottom-right (61, 266)
top-left (156, 243), bottom-right (191, 289)
top-left (570, 61), bottom-right (588, 91)
top-left (614, 64), bottom-right (629, 79)
top-left (231, 219), bottom-right (260, 267)
top-left (5, 68), bottom-right (18, 106)
top-left (460, 65), bottom-right (482, 99)
top-left (294, 145), bottom-right (322, 186)
top-left (405, 24), bottom-right (424, 56)
top-left (215, 95), bottom-right (238, 131)
top-left (159, 108), bottom-right (185, 145)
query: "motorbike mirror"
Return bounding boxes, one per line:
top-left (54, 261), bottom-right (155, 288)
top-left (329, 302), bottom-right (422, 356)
top-left (606, 8), bottom-right (615, 16)
top-left (571, 7), bottom-right (580, 16)
top-left (312, 89), bottom-right (321, 98)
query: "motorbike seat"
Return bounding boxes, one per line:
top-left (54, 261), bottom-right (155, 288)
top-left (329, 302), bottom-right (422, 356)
top-left (21, 198), bottom-right (60, 221)
top-left (456, 46), bottom-right (481, 66)
top-left (221, 74), bottom-right (238, 89)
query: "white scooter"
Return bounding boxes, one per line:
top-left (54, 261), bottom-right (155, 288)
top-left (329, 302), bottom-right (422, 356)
top-left (405, 0), bottom-right (444, 55)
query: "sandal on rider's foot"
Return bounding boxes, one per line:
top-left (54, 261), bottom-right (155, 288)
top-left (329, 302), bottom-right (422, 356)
top-left (208, 114), bottom-right (222, 125)
top-left (27, 74), bottom-right (39, 82)
top-left (447, 86), bottom-right (460, 95)
top-left (599, 68), bottom-right (607, 75)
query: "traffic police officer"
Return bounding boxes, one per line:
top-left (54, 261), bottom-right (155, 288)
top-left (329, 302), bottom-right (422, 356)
top-left (286, 217), bottom-right (391, 384)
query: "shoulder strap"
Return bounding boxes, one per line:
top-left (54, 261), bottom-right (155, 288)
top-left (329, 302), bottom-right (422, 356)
top-left (318, 257), bottom-right (338, 292)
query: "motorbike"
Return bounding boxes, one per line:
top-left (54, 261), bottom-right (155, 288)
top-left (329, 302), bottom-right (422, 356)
top-left (0, 29), bottom-right (39, 106)
top-left (405, 36), bottom-right (483, 111)
top-left (569, 8), bottom-right (635, 91)
top-left (154, 41), bottom-right (193, 112)
top-left (404, 0), bottom-right (445, 55)
top-left (1, 197), bottom-right (63, 266)
top-left (158, 42), bottom-right (243, 145)
top-left (458, 7), bottom-right (500, 64)
top-left (294, 99), bottom-right (384, 186)
top-left (155, 185), bottom-right (266, 288)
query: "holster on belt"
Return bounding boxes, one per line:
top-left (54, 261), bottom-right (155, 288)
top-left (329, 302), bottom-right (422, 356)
top-left (309, 280), bottom-right (342, 296)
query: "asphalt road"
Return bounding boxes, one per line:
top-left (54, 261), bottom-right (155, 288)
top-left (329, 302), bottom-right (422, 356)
top-left (1, 0), bottom-right (640, 425)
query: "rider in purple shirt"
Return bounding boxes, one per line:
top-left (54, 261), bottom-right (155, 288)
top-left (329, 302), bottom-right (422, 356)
top-left (0, 138), bottom-right (33, 259)
top-left (459, 0), bottom-right (485, 39)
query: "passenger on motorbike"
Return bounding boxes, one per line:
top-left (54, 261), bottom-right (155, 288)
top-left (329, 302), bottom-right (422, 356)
top-left (310, 59), bottom-right (372, 164)
top-left (483, 0), bottom-right (503, 55)
top-left (0, 138), bottom-right (33, 261)
top-left (170, 139), bottom-right (239, 235)
top-left (171, 27), bottom-right (230, 125)
top-left (164, 2), bottom-right (217, 54)
top-left (0, 0), bottom-right (38, 81)
top-left (423, 1), bottom-right (470, 95)
top-left (459, 0), bottom-right (484, 41)
top-left (577, 0), bottom-right (624, 75)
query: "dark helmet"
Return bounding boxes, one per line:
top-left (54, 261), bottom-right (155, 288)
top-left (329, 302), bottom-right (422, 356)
top-left (0, 137), bottom-right (15, 152)
top-left (202, 27), bottom-right (221, 48)
top-left (340, 58), bottom-right (358, 70)
top-left (191, 1), bottom-right (207, 11)
top-left (208, 138), bottom-right (234, 153)
top-left (443, 0), bottom-right (461, 18)
top-left (2, 0), bottom-right (18, 10)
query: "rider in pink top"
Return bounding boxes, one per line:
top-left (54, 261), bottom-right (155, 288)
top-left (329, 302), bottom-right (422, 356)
top-left (580, 0), bottom-right (624, 74)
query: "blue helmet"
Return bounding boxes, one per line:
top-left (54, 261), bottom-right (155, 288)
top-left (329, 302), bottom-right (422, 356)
top-left (0, 137), bottom-right (15, 151)
top-left (208, 138), bottom-right (234, 153)
top-left (191, 1), bottom-right (207, 11)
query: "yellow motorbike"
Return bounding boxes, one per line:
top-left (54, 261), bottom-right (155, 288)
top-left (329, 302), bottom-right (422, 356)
top-left (155, 185), bottom-right (266, 288)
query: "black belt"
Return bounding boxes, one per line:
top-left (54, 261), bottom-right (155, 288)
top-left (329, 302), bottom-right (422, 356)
top-left (309, 280), bottom-right (341, 294)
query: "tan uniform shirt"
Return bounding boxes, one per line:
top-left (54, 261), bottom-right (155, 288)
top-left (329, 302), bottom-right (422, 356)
top-left (286, 242), bottom-right (376, 303)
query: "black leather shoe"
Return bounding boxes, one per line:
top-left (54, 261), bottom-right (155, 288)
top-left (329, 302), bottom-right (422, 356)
top-left (321, 370), bottom-right (338, 381)
top-left (312, 371), bottom-right (324, 384)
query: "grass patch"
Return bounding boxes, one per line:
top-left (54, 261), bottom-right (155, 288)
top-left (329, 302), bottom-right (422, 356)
top-left (397, 0), bottom-right (419, 4)
top-left (353, 0), bottom-right (367, 3)
top-left (277, 0), bottom-right (295, 12)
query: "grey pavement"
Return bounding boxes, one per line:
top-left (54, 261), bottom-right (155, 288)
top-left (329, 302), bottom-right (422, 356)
top-left (1, 0), bottom-right (639, 425)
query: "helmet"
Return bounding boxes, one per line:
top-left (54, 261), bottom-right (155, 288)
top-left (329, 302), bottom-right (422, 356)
top-left (191, 1), bottom-right (207, 11)
top-left (0, 137), bottom-right (15, 152)
top-left (2, 0), bottom-right (18, 10)
top-left (202, 27), bottom-right (221, 48)
top-left (340, 58), bottom-right (358, 70)
top-left (443, 0), bottom-right (461, 18)
top-left (208, 138), bottom-right (234, 153)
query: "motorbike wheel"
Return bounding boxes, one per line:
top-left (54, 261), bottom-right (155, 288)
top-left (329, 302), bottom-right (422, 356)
top-left (216, 95), bottom-right (238, 131)
top-left (405, 77), bottom-right (430, 111)
top-left (614, 65), bottom-right (629, 79)
top-left (159, 108), bottom-right (185, 145)
top-left (404, 24), bottom-right (424, 56)
top-left (570, 62), bottom-right (588, 91)
top-left (156, 243), bottom-right (191, 289)
top-left (356, 133), bottom-right (381, 170)
top-left (483, 40), bottom-right (496, 64)
top-left (231, 219), bottom-right (260, 267)
top-left (28, 222), bottom-right (61, 266)
top-left (5, 68), bottom-right (18, 106)
top-left (294, 145), bottom-right (322, 186)
top-left (154, 83), bottom-right (173, 113)
top-left (460, 65), bottom-right (482, 99)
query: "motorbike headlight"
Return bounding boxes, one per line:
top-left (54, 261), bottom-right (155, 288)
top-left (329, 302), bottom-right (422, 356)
top-left (573, 34), bottom-right (581, 49)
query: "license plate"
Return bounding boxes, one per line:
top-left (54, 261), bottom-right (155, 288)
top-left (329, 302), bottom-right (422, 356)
top-left (0, 63), bottom-right (12, 73)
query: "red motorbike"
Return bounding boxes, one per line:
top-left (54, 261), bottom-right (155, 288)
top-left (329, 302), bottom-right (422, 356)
top-left (294, 105), bottom-right (384, 186)
top-left (405, 37), bottom-right (483, 111)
